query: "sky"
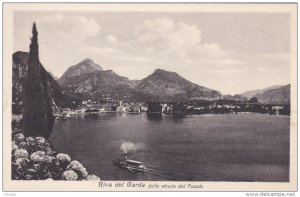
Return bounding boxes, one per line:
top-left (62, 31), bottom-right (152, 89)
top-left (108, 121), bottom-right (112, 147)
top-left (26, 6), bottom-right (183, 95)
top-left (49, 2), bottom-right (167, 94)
top-left (13, 11), bottom-right (291, 94)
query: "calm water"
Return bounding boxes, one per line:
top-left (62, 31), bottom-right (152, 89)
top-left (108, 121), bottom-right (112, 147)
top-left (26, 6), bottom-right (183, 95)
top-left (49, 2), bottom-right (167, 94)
top-left (50, 113), bottom-right (290, 182)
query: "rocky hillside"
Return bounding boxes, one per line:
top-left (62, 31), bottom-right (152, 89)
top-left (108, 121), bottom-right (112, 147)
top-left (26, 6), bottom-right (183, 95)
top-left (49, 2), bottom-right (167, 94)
top-left (12, 51), bottom-right (78, 114)
top-left (136, 69), bottom-right (223, 101)
top-left (59, 61), bottom-right (223, 101)
top-left (241, 85), bottom-right (284, 100)
top-left (61, 69), bottom-right (135, 99)
top-left (58, 59), bottom-right (103, 85)
top-left (255, 84), bottom-right (290, 104)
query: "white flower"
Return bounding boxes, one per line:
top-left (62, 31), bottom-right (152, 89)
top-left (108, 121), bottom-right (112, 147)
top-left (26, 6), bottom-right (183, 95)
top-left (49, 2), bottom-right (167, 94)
top-left (56, 153), bottom-right (71, 164)
top-left (26, 137), bottom-right (35, 146)
top-left (34, 137), bottom-right (50, 151)
top-left (13, 149), bottom-right (29, 160)
top-left (26, 137), bottom-right (34, 141)
top-left (18, 141), bottom-right (27, 149)
top-left (35, 137), bottom-right (46, 146)
top-left (80, 167), bottom-right (88, 179)
top-left (14, 133), bottom-right (25, 143)
top-left (68, 160), bottom-right (83, 170)
top-left (67, 160), bottom-right (88, 179)
top-left (86, 174), bottom-right (101, 181)
top-left (12, 142), bottom-right (18, 152)
top-left (30, 151), bottom-right (46, 163)
top-left (15, 158), bottom-right (30, 169)
top-left (44, 147), bottom-right (53, 155)
top-left (62, 170), bottom-right (78, 181)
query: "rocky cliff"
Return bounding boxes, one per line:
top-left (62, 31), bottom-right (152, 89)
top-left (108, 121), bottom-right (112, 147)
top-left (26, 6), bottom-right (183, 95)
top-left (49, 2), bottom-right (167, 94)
top-left (12, 51), bottom-right (78, 114)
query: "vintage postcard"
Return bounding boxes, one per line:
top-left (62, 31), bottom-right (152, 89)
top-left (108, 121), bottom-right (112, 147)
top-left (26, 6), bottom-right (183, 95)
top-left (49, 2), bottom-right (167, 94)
top-left (3, 3), bottom-right (297, 192)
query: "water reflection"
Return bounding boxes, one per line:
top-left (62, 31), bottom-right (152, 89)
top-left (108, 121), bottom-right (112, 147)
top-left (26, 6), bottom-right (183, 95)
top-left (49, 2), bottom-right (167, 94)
top-left (146, 113), bottom-right (162, 121)
top-left (82, 112), bottom-right (187, 122)
top-left (84, 113), bottom-right (100, 120)
top-left (51, 113), bottom-right (290, 181)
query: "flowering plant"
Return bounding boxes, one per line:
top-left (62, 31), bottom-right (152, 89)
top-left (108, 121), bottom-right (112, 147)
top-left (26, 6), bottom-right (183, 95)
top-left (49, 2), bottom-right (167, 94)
top-left (11, 133), bottom-right (101, 181)
top-left (13, 149), bottom-right (29, 160)
top-left (35, 137), bottom-right (50, 151)
top-left (86, 174), bottom-right (101, 181)
top-left (12, 142), bottom-right (18, 152)
top-left (62, 170), bottom-right (78, 181)
top-left (67, 160), bottom-right (88, 179)
top-left (13, 133), bottom-right (25, 143)
top-left (56, 153), bottom-right (71, 169)
top-left (18, 141), bottom-right (28, 149)
top-left (30, 151), bottom-right (46, 163)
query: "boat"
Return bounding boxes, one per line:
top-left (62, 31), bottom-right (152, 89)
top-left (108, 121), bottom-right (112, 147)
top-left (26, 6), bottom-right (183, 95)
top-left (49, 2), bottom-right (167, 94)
top-left (113, 158), bottom-right (145, 172)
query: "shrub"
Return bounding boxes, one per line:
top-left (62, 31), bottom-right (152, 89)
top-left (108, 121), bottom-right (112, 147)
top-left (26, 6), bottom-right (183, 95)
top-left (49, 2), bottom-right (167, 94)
top-left (87, 174), bottom-right (101, 181)
top-left (67, 160), bottom-right (88, 179)
top-left (62, 170), bottom-right (78, 181)
top-left (13, 149), bottom-right (29, 160)
top-left (11, 133), bottom-right (100, 181)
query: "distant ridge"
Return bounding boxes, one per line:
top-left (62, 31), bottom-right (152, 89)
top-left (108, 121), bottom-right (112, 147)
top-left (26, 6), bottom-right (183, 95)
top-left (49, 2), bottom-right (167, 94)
top-left (240, 85), bottom-right (284, 100)
top-left (255, 84), bottom-right (290, 104)
top-left (56, 58), bottom-right (290, 104)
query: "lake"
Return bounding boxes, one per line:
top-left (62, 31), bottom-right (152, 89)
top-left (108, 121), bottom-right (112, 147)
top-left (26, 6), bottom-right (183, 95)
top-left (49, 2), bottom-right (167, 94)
top-left (50, 113), bottom-right (290, 182)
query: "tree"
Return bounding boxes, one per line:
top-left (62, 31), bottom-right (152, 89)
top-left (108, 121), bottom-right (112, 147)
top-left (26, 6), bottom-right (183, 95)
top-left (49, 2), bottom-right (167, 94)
top-left (22, 23), bottom-right (54, 139)
top-left (249, 97), bottom-right (259, 103)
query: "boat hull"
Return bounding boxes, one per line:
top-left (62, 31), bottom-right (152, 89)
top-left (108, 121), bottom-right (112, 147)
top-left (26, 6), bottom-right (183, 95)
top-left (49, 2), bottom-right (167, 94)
top-left (113, 160), bottom-right (145, 172)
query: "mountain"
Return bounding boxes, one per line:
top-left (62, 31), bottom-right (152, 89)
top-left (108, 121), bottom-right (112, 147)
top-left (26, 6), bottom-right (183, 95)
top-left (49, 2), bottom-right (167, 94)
top-left (241, 85), bottom-right (284, 100)
top-left (12, 51), bottom-right (78, 114)
top-left (61, 69), bottom-right (146, 100)
top-left (255, 84), bottom-right (290, 104)
top-left (59, 61), bottom-right (223, 101)
top-left (58, 58), bottom-right (103, 85)
top-left (136, 69), bottom-right (223, 101)
top-left (223, 94), bottom-right (248, 101)
top-left (58, 58), bottom-right (156, 101)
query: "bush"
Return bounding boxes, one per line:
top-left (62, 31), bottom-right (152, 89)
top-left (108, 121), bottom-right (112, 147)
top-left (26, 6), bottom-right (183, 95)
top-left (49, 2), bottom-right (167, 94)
top-left (11, 133), bottom-right (100, 181)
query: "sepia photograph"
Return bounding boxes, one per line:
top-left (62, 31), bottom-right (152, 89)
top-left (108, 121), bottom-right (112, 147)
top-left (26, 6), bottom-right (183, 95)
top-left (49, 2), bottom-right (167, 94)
top-left (2, 2), bottom-right (297, 192)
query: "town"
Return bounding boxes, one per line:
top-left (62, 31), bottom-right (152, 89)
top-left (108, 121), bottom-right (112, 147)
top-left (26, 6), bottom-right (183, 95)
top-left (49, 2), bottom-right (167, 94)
top-left (54, 97), bottom-right (290, 120)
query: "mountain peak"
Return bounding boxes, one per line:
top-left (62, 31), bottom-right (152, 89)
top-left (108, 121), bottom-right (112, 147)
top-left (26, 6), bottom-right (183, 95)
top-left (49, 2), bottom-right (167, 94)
top-left (153, 68), bottom-right (175, 74)
top-left (151, 68), bottom-right (180, 79)
top-left (58, 58), bottom-right (103, 85)
top-left (137, 68), bottom-right (222, 101)
top-left (154, 68), bottom-right (165, 72)
top-left (80, 58), bottom-right (95, 64)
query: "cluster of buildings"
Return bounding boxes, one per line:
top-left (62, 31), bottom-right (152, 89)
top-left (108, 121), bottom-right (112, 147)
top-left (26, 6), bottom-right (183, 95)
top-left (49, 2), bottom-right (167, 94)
top-left (55, 99), bottom-right (148, 119)
top-left (54, 98), bottom-right (290, 120)
top-left (184, 102), bottom-right (290, 115)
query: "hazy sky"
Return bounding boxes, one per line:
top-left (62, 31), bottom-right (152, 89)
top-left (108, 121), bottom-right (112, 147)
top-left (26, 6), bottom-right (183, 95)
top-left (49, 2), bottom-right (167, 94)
top-left (13, 11), bottom-right (291, 94)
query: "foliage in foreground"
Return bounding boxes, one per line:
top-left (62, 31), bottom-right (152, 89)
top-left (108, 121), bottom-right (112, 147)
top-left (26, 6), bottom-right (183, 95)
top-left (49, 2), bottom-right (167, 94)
top-left (12, 133), bottom-right (100, 181)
